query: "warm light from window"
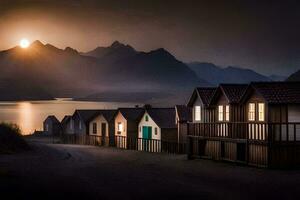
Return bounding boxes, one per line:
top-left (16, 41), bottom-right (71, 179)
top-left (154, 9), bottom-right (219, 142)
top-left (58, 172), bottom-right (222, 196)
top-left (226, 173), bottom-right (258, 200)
top-left (194, 106), bottom-right (201, 121)
top-left (258, 103), bottom-right (265, 121)
top-left (218, 105), bottom-right (224, 121)
top-left (225, 105), bottom-right (230, 121)
top-left (117, 122), bottom-right (123, 132)
top-left (248, 103), bottom-right (255, 121)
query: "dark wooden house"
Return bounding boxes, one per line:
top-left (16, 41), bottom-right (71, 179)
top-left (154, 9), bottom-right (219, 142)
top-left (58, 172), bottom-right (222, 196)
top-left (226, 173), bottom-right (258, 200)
top-left (187, 82), bottom-right (300, 168)
top-left (61, 115), bottom-right (73, 135)
top-left (175, 105), bottom-right (192, 144)
top-left (43, 115), bottom-right (61, 136)
top-left (72, 110), bottom-right (100, 135)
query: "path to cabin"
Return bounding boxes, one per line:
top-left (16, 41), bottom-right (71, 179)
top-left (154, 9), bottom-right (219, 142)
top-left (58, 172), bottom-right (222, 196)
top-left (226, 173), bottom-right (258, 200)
top-left (0, 137), bottom-right (299, 200)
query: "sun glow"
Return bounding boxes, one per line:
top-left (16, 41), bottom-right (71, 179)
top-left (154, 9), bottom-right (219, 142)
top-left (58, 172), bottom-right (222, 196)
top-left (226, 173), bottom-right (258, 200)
top-left (20, 38), bottom-right (30, 48)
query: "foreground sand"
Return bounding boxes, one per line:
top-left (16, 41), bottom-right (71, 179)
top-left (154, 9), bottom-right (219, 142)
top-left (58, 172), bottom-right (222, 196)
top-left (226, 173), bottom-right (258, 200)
top-left (0, 137), bottom-right (299, 200)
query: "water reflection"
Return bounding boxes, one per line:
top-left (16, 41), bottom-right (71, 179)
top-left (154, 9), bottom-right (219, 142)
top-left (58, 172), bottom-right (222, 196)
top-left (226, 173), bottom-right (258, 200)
top-left (0, 100), bottom-right (138, 135)
top-left (18, 102), bottom-right (33, 134)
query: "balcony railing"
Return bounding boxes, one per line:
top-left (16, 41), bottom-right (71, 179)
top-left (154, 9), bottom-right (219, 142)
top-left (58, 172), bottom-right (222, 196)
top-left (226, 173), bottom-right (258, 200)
top-left (188, 122), bottom-right (300, 143)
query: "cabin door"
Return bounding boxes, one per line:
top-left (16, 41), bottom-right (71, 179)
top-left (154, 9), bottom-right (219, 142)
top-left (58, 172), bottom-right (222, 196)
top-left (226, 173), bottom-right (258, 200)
top-left (101, 123), bottom-right (107, 145)
top-left (142, 126), bottom-right (152, 151)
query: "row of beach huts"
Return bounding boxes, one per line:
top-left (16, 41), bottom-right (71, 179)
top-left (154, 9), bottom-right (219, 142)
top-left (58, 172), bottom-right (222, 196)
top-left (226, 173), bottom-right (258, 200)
top-left (43, 82), bottom-right (300, 168)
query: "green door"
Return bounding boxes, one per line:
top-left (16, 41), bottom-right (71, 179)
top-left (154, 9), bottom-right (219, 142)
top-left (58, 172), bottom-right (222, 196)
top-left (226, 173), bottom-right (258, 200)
top-left (142, 126), bottom-right (152, 151)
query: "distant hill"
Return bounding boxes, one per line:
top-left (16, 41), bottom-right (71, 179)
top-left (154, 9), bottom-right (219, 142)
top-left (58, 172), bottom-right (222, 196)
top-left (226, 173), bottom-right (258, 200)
top-left (0, 40), bottom-right (206, 102)
top-left (286, 70), bottom-right (300, 81)
top-left (188, 62), bottom-right (271, 85)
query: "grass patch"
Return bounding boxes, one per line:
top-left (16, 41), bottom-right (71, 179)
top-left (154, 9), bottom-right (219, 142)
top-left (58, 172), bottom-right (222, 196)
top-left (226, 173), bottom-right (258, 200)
top-left (0, 122), bottom-right (30, 154)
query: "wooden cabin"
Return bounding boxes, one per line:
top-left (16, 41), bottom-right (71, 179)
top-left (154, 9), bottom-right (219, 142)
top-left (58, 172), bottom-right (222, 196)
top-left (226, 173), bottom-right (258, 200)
top-left (187, 87), bottom-right (217, 123)
top-left (88, 110), bottom-right (117, 146)
top-left (114, 108), bottom-right (144, 149)
top-left (61, 115), bottom-right (74, 135)
top-left (43, 115), bottom-right (61, 136)
top-left (72, 110), bottom-right (100, 135)
top-left (138, 108), bottom-right (177, 152)
top-left (187, 82), bottom-right (300, 168)
top-left (175, 105), bottom-right (192, 144)
top-left (241, 82), bottom-right (300, 167)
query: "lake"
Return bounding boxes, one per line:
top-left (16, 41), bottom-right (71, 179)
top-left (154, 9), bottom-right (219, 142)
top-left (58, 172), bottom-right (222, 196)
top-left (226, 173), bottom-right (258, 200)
top-left (0, 99), bottom-right (139, 135)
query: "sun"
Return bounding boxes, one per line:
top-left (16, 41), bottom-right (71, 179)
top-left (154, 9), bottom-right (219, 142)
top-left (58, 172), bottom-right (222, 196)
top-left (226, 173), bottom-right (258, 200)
top-left (20, 38), bottom-right (30, 48)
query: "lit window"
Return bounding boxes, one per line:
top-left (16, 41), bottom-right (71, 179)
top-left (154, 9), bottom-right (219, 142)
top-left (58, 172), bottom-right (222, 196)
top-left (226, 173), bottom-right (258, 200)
top-left (155, 127), bottom-right (158, 135)
top-left (194, 106), bottom-right (201, 121)
top-left (258, 103), bottom-right (265, 121)
top-left (225, 105), bottom-right (230, 121)
top-left (145, 115), bottom-right (149, 122)
top-left (92, 123), bottom-right (97, 134)
top-left (117, 122), bottom-right (123, 132)
top-left (218, 105), bottom-right (224, 121)
top-left (248, 103), bottom-right (255, 121)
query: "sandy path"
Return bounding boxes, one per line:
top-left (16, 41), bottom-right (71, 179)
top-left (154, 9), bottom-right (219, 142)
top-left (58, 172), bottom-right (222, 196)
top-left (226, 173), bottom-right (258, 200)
top-left (0, 138), bottom-right (300, 200)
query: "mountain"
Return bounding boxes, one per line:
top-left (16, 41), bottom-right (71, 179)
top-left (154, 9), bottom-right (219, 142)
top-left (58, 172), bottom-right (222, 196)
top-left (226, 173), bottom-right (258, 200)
top-left (188, 62), bottom-right (271, 85)
top-left (0, 40), bottom-right (206, 103)
top-left (84, 41), bottom-right (137, 62)
top-left (287, 70), bottom-right (300, 81)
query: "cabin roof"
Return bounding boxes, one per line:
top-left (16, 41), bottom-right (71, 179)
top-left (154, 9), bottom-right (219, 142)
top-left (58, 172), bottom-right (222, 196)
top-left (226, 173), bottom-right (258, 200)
top-left (61, 115), bottom-right (72, 124)
top-left (146, 108), bottom-right (176, 129)
top-left (175, 105), bottom-right (192, 122)
top-left (250, 82), bottom-right (300, 104)
top-left (187, 87), bottom-right (217, 107)
top-left (210, 84), bottom-right (248, 105)
top-left (118, 108), bottom-right (145, 122)
top-left (98, 110), bottom-right (117, 122)
top-left (74, 110), bottom-right (101, 123)
top-left (220, 84), bottom-right (248, 103)
top-left (45, 115), bottom-right (60, 124)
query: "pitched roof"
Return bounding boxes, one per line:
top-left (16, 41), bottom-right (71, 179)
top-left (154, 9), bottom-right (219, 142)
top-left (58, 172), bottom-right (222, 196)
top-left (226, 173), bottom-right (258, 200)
top-left (98, 110), bottom-right (117, 122)
top-left (211, 84), bottom-right (248, 104)
top-left (187, 87), bottom-right (217, 107)
top-left (61, 115), bottom-right (72, 125)
top-left (175, 105), bottom-right (192, 122)
top-left (118, 108), bottom-right (145, 122)
top-left (250, 82), bottom-right (300, 104)
top-left (73, 110), bottom-right (101, 123)
top-left (147, 108), bottom-right (176, 129)
top-left (45, 115), bottom-right (60, 124)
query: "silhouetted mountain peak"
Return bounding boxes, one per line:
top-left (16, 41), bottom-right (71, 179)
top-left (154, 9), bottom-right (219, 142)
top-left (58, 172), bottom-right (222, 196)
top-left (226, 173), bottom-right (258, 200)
top-left (64, 47), bottom-right (78, 54)
top-left (30, 40), bottom-right (44, 48)
top-left (147, 48), bottom-right (175, 60)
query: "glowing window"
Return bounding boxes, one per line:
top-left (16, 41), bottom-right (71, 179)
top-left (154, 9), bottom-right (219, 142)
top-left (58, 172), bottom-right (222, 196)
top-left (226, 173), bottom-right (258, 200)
top-left (117, 122), bottom-right (123, 132)
top-left (194, 106), bottom-right (201, 121)
top-left (248, 103), bottom-right (255, 121)
top-left (225, 105), bottom-right (230, 121)
top-left (218, 105), bottom-right (224, 121)
top-left (258, 103), bottom-right (265, 121)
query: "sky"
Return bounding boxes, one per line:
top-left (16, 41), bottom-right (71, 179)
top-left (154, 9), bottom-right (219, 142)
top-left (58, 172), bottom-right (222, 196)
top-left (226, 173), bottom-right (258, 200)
top-left (0, 0), bottom-right (299, 76)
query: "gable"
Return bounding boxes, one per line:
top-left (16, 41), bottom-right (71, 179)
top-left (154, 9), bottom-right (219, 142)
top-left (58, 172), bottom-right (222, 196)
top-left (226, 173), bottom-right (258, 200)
top-left (139, 112), bottom-right (159, 128)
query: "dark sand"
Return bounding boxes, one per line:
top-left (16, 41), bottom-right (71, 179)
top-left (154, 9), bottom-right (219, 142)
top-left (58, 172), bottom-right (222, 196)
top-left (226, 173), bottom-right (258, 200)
top-left (0, 138), bottom-right (299, 200)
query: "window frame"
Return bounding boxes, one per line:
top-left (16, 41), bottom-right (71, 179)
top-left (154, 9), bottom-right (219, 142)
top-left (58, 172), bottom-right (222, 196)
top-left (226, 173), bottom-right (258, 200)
top-left (225, 105), bottom-right (230, 121)
top-left (248, 103), bottom-right (256, 121)
top-left (218, 105), bottom-right (224, 121)
top-left (92, 123), bottom-right (97, 134)
top-left (194, 106), bottom-right (201, 121)
top-left (258, 103), bottom-right (265, 122)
